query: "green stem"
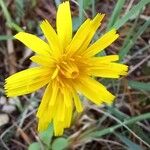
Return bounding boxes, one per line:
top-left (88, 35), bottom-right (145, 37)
top-left (0, 0), bottom-right (23, 32)
top-left (0, 0), bottom-right (12, 23)
top-left (88, 113), bottom-right (150, 138)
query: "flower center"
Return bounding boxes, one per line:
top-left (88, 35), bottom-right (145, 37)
top-left (58, 60), bottom-right (79, 79)
top-left (51, 56), bottom-right (80, 80)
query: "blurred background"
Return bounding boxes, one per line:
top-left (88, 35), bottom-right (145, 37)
top-left (0, 0), bottom-right (150, 150)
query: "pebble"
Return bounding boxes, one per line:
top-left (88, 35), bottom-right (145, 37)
top-left (8, 98), bottom-right (16, 105)
top-left (2, 105), bottom-right (16, 113)
top-left (0, 114), bottom-right (9, 127)
top-left (0, 96), bottom-right (6, 105)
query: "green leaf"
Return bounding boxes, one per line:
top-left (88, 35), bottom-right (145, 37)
top-left (0, 0), bottom-right (11, 23)
top-left (78, 0), bottom-right (84, 23)
top-left (83, 0), bottom-right (92, 9)
top-left (113, 0), bottom-right (150, 29)
top-left (73, 17), bottom-right (81, 31)
top-left (119, 19), bottom-right (150, 61)
top-left (128, 81), bottom-right (150, 91)
top-left (39, 124), bottom-right (53, 146)
top-left (28, 142), bottom-right (41, 150)
top-left (107, 0), bottom-right (126, 30)
top-left (115, 133), bottom-right (143, 150)
top-left (91, 0), bottom-right (95, 17)
top-left (9, 22), bottom-right (24, 32)
top-left (134, 125), bottom-right (150, 144)
top-left (129, 9), bottom-right (143, 20)
top-left (0, 0), bottom-right (23, 32)
top-left (15, 0), bottom-right (25, 20)
top-left (106, 106), bottom-right (129, 121)
top-left (0, 35), bottom-right (14, 41)
top-left (52, 138), bottom-right (68, 150)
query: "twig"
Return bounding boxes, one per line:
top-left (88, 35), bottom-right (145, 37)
top-left (94, 138), bottom-right (124, 147)
top-left (6, 29), bottom-right (16, 74)
top-left (11, 139), bottom-right (27, 149)
top-left (125, 0), bottom-right (135, 15)
top-left (123, 45), bottom-right (150, 63)
top-left (0, 138), bottom-right (10, 150)
top-left (128, 55), bottom-right (150, 75)
top-left (16, 127), bottom-right (31, 145)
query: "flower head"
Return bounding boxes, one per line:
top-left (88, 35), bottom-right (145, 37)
top-left (5, 1), bottom-right (128, 136)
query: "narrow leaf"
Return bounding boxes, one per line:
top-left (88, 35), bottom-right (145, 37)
top-left (113, 0), bottom-right (150, 29)
top-left (115, 133), bottom-right (143, 150)
top-left (107, 0), bottom-right (126, 30)
top-left (128, 80), bottom-right (150, 91)
top-left (0, 35), bottom-right (14, 41)
top-left (119, 19), bottom-right (150, 60)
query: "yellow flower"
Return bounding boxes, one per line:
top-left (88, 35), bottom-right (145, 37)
top-left (5, 1), bottom-right (128, 136)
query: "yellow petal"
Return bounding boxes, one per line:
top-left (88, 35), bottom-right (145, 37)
top-left (36, 83), bottom-right (52, 118)
top-left (83, 29), bottom-right (119, 57)
top-left (88, 62), bottom-right (128, 78)
top-left (87, 55), bottom-right (119, 64)
top-left (14, 32), bottom-right (51, 55)
top-left (30, 55), bottom-right (55, 67)
top-left (53, 93), bottom-right (65, 136)
top-left (63, 87), bottom-right (72, 107)
top-left (57, 1), bottom-right (72, 48)
top-left (48, 82), bottom-right (59, 107)
top-left (5, 67), bottom-right (51, 96)
top-left (53, 121), bottom-right (64, 136)
top-left (74, 77), bottom-right (115, 105)
top-left (5, 67), bottom-right (51, 82)
top-left (64, 102), bottom-right (73, 128)
top-left (37, 84), bottom-right (52, 132)
top-left (72, 89), bottom-right (83, 112)
top-left (51, 68), bottom-right (59, 80)
top-left (77, 13), bottom-right (105, 54)
top-left (40, 20), bottom-right (61, 57)
top-left (66, 14), bottom-right (104, 55)
top-left (38, 118), bottom-right (49, 132)
top-left (66, 19), bottom-right (91, 55)
top-left (55, 95), bottom-right (65, 122)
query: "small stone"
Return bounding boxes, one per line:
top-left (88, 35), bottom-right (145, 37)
top-left (2, 105), bottom-right (16, 113)
top-left (8, 98), bottom-right (16, 105)
top-left (0, 114), bottom-right (9, 127)
top-left (0, 96), bottom-right (6, 105)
